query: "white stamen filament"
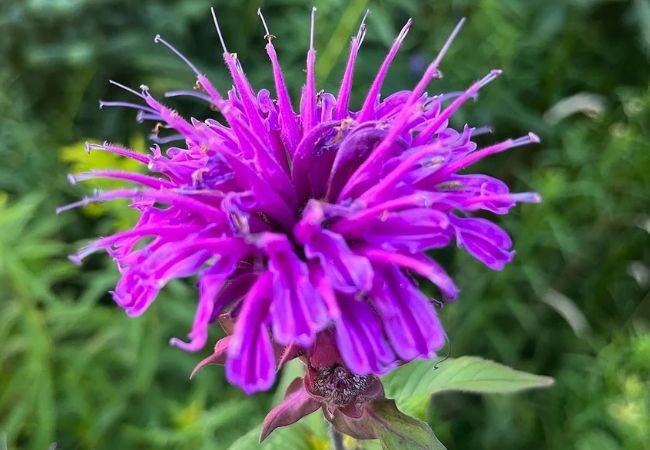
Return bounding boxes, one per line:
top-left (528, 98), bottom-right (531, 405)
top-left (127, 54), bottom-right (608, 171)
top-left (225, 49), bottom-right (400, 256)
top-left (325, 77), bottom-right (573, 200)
top-left (109, 80), bottom-right (145, 99)
top-left (154, 34), bottom-right (202, 77)
top-left (430, 17), bottom-right (466, 69)
top-left (257, 8), bottom-right (273, 42)
top-left (356, 9), bottom-right (370, 44)
top-left (310, 6), bottom-right (317, 50)
top-left (210, 7), bottom-right (229, 53)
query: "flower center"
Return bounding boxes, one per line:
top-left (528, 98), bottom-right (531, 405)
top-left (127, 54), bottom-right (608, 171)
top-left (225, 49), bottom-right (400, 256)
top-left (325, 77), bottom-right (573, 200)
top-left (311, 364), bottom-right (375, 406)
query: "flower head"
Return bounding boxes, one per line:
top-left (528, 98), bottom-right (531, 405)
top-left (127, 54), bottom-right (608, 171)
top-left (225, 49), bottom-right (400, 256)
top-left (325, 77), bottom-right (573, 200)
top-left (63, 8), bottom-right (540, 395)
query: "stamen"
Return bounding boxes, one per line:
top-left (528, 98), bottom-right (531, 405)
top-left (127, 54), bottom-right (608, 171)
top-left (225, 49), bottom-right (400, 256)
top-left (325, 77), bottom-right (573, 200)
top-left (356, 19), bottom-right (412, 122)
top-left (257, 8), bottom-right (275, 42)
top-left (263, 37), bottom-right (301, 153)
top-left (340, 19), bottom-right (467, 199)
top-left (210, 7), bottom-right (229, 53)
top-left (98, 100), bottom-right (157, 114)
top-left (56, 189), bottom-right (139, 214)
top-left (152, 122), bottom-right (165, 134)
top-left (511, 132), bottom-right (541, 146)
top-left (472, 126), bottom-right (493, 136)
top-left (425, 132), bottom-right (539, 184)
top-left (302, 6), bottom-right (318, 132)
top-left (164, 90), bottom-right (212, 103)
top-left (334, 10), bottom-right (369, 119)
top-left (108, 80), bottom-right (145, 99)
top-left (430, 17), bottom-right (465, 69)
top-left (154, 34), bottom-right (202, 77)
top-left (136, 112), bottom-right (161, 123)
top-left (356, 9), bottom-right (370, 43)
top-left (463, 192), bottom-right (543, 206)
top-left (84, 141), bottom-right (149, 164)
top-left (69, 170), bottom-right (174, 189)
top-left (479, 69), bottom-right (502, 88)
top-left (397, 18), bottom-right (412, 41)
top-left (432, 298), bottom-right (445, 309)
top-left (149, 133), bottom-right (185, 144)
top-left (413, 69), bottom-right (504, 146)
top-left (517, 192), bottom-right (543, 203)
top-left (309, 6), bottom-right (317, 50)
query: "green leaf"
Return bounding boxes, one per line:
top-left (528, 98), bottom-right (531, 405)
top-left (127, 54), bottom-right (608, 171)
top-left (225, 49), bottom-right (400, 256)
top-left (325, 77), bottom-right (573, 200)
top-left (368, 400), bottom-right (447, 450)
top-left (383, 357), bottom-right (554, 416)
top-left (228, 422), bottom-right (314, 450)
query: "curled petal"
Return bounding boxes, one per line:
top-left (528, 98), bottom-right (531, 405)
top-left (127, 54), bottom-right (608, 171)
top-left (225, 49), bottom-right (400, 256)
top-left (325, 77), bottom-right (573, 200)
top-left (372, 266), bottom-right (445, 360)
top-left (296, 206), bottom-right (373, 293)
top-left (359, 248), bottom-right (458, 300)
top-left (292, 121), bottom-right (341, 201)
top-left (335, 296), bottom-right (396, 375)
top-left (327, 124), bottom-right (388, 201)
top-left (226, 273), bottom-right (276, 394)
top-left (356, 208), bottom-right (451, 253)
top-left (305, 230), bottom-right (373, 293)
top-left (259, 234), bottom-right (329, 346)
top-left (170, 255), bottom-right (240, 352)
top-left (450, 214), bottom-right (514, 270)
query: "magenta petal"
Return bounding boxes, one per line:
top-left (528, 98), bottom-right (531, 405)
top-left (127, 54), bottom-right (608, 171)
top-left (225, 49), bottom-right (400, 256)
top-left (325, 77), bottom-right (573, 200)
top-left (334, 31), bottom-right (362, 120)
top-left (170, 255), bottom-right (240, 352)
top-left (226, 273), bottom-right (277, 394)
top-left (300, 226), bottom-right (373, 294)
top-left (264, 42), bottom-right (301, 154)
top-left (373, 266), bottom-right (445, 360)
top-left (433, 174), bottom-right (515, 214)
top-left (259, 234), bottom-right (329, 346)
top-left (327, 125), bottom-right (390, 201)
top-left (335, 296), bottom-right (396, 375)
top-left (260, 377), bottom-right (320, 442)
top-left (361, 208), bottom-right (451, 253)
top-left (360, 249), bottom-right (458, 300)
top-left (292, 121), bottom-right (340, 201)
top-left (311, 230), bottom-right (373, 293)
top-left (357, 19), bottom-right (412, 122)
top-left (450, 214), bottom-right (514, 270)
top-left (309, 264), bottom-right (341, 320)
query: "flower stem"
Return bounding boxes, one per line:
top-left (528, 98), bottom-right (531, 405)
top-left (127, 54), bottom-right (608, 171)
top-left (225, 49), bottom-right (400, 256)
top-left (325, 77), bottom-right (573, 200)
top-left (328, 424), bottom-right (346, 450)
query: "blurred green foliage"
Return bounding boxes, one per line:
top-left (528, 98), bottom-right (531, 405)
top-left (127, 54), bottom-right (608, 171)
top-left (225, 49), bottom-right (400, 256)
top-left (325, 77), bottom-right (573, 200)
top-left (0, 0), bottom-right (648, 449)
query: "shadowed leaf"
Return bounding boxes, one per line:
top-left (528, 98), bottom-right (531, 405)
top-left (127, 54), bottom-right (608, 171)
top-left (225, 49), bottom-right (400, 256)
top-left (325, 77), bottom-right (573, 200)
top-left (368, 400), bottom-right (447, 450)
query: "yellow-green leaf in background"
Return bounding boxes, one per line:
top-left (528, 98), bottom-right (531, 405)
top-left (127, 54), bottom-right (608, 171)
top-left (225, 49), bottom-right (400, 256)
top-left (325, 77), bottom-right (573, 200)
top-left (59, 136), bottom-right (145, 228)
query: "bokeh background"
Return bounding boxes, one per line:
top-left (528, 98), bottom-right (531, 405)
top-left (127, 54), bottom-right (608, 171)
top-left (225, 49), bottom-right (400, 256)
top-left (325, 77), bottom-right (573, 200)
top-left (1, 0), bottom-right (649, 449)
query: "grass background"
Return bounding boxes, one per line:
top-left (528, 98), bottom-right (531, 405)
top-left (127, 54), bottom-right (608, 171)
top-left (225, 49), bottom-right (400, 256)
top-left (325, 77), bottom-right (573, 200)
top-left (1, 0), bottom-right (648, 448)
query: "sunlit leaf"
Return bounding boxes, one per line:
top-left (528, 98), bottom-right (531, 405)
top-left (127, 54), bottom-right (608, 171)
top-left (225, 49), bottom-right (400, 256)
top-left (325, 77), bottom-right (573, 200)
top-left (383, 357), bottom-right (554, 416)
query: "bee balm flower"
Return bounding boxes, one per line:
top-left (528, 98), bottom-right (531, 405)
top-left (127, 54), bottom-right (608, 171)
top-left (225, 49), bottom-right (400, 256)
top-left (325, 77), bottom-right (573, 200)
top-left (63, 8), bottom-right (540, 397)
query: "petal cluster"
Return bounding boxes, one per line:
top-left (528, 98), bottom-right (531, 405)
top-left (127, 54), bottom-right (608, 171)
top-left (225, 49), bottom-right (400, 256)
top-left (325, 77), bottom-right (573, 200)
top-left (64, 9), bottom-right (540, 394)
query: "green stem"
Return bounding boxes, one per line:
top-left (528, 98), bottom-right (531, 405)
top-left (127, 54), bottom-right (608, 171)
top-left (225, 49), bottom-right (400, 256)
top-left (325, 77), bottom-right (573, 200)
top-left (328, 424), bottom-right (346, 450)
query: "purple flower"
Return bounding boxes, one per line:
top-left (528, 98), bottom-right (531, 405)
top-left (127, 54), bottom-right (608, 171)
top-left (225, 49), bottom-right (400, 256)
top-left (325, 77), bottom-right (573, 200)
top-left (62, 8), bottom-right (540, 395)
